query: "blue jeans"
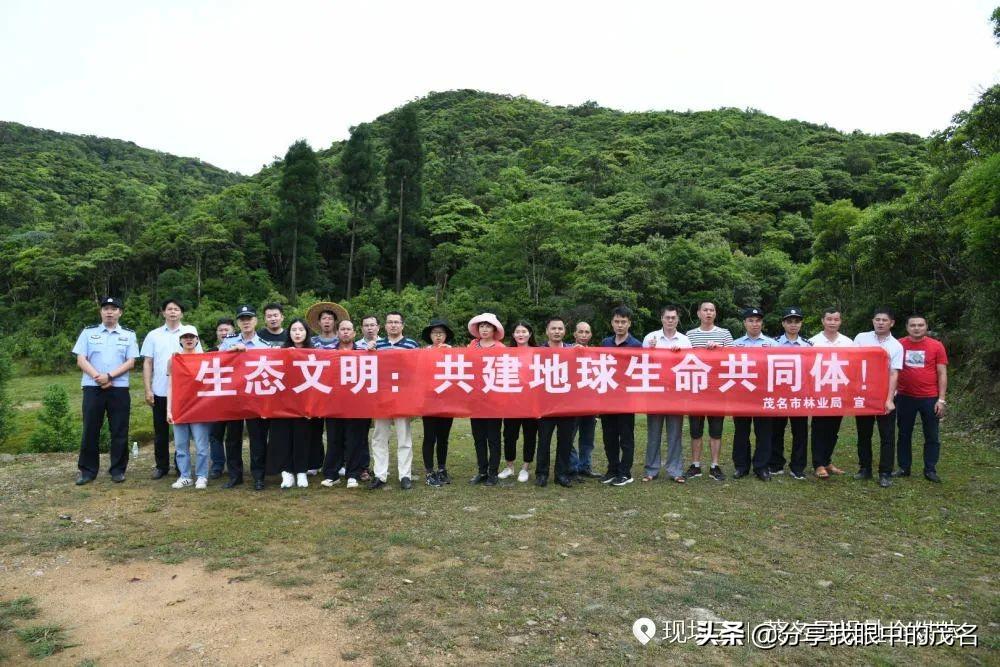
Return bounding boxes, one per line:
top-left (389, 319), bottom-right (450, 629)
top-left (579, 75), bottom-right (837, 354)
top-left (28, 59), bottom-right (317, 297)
top-left (896, 394), bottom-right (941, 473)
top-left (174, 422), bottom-right (211, 479)
top-left (568, 415), bottom-right (597, 472)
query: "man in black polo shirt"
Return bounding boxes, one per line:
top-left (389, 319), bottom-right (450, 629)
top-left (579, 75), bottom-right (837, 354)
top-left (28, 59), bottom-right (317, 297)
top-left (599, 306), bottom-right (642, 486)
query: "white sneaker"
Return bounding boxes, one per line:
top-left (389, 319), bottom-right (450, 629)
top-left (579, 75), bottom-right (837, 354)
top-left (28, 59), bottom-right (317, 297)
top-left (338, 466), bottom-right (347, 477)
top-left (296, 473), bottom-right (309, 488)
top-left (498, 466), bottom-right (514, 479)
top-left (280, 471), bottom-right (295, 489)
top-left (321, 477), bottom-right (340, 487)
top-left (517, 468), bottom-right (529, 483)
top-left (171, 477), bottom-right (192, 489)
top-left (346, 478), bottom-right (359, 489)
top-left (195, 477), bottom-right (208, 489)
top-left (306, 469), bottom-right (319, 476)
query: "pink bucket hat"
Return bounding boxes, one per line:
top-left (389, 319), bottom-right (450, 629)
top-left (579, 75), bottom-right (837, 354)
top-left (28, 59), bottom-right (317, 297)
top-left (468, 313), bottom-right (505, 341)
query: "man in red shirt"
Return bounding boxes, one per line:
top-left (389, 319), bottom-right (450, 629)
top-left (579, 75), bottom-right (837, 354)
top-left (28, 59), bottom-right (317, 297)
top-left (895, 315), bottom-right (949, 483)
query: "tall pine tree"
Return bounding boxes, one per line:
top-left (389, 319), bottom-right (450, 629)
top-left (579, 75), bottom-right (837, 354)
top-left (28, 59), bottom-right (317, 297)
top-left (384, 107), bottom-right (423, 292)
top-left (274, 140), bottom-right (320, 304)
top-left (339, 124), bottom-right (380, 298)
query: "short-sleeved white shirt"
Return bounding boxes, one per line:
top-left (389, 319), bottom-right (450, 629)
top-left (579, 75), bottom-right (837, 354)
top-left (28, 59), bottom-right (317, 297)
top-left (141, 324), bottom-right (203, 396)
top-left (808, 332), bottom-right (856, 348)
top-left (853, 331), bottom-right (904, 370)
top-left (642, 330), bottom-right (693, 349)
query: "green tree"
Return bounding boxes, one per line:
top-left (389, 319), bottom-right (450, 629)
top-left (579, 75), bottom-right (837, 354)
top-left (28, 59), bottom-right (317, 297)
top-left (384, 107), bottom-right (424, 292)
top-left (273, 140), bottom-right (321, 304)
top-left (0, 344), bottom-right (12, 446)
top-left (28, 384), bottom-right (79, 453)
top-left (339, 124), bottom-right (381, 297)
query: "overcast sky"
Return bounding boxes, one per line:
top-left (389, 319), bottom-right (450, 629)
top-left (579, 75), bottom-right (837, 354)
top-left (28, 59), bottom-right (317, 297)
top-left (2, 0), bottom-right (997, 174)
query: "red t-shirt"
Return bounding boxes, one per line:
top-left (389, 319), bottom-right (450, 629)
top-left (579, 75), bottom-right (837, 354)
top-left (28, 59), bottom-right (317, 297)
top-left (898, 337), bottom-right (948, 398)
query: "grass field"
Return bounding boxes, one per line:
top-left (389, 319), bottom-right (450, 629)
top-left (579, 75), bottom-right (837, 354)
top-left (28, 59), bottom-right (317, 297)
top-left (0, 373), bottom-right (997, 665)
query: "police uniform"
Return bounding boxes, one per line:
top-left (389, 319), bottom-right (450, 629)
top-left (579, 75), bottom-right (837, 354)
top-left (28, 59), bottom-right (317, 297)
top-left (72, 297), bottom-right (139, 481)
top-left (731, 308), bottom-right (777, 480)
top-left (219, 306), bottom-right (270, 489)
top-left (769, 307), bottom-right (812, 477)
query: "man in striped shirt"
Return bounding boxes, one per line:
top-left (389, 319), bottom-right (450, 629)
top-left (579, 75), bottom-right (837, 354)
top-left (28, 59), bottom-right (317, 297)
top-left (684, 301), bottom-right (733, 481)
top-left (370, 311), bottom-right (419, 490)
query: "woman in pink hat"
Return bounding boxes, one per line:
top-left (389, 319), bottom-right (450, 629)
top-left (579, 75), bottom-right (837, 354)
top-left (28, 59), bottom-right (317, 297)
top-left (467, 313), bottom-right (505, 486)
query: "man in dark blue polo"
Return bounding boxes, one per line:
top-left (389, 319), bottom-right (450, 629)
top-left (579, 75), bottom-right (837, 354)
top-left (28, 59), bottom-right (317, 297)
top-left (599, 305), bottom-right (642, 486)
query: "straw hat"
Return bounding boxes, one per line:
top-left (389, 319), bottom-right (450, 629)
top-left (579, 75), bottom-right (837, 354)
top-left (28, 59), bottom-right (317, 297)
top-left (305, 301), bottom-right (350, 333)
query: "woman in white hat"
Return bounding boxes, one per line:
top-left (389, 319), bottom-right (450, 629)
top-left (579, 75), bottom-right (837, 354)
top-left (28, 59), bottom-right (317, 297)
top-left (467, 313), bottom-right (505, 486)
top-left (166, 325), bottom-right (212, 489)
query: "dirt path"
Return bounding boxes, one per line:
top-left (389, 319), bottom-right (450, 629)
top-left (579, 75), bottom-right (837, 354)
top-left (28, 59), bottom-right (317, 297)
top-left (0, 550), bottom-right (368, 665)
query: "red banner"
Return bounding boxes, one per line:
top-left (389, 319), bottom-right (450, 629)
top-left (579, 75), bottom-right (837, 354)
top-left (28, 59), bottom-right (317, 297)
top-left (169, 347), bottom-right (889, 423)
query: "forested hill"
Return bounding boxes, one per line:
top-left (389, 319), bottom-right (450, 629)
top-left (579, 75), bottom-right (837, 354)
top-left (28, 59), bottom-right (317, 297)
top-left (2, 87), bottom-right (996, 393)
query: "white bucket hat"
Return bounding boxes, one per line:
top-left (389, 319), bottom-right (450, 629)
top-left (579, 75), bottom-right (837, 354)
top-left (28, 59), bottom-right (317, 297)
top-left (468, 313), bottom-right (505, 341)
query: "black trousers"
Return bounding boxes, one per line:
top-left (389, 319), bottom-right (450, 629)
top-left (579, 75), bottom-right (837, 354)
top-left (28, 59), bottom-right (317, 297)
top-left (770, 416), bottom-right (808, 474)
top-left (503, 418), bottom-right (538, 463)
top-left (536, 417), bottom-right (574, 477)
top-left (208, 421), bottom-right (229, 474)
top-left (732, 416), bottom-right (772, 473)
top-left (225, 418), bottom-right (268, 482)
top-left (471, 418), bottom-right (502, 476)
top-left (78, 387), bottom-right (130, 478)
top-left (421, 416), bottom-right (453, 470)
top-left (855, 413), bottom-right (895, 475)
top-left (152, 394), bottom-right (170, 473)
top-left (322, 418), bottom-right (368, 481)
top-left (601, 413), bottom-right (635, 477)
top-left (269, 418), bottom-right (312, 474)
top-left (810, 416), bottom-right (843, 468)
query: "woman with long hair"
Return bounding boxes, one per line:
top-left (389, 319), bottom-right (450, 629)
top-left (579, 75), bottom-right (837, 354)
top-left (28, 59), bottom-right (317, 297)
top-left (272, 318), bottom-right (316, 488)
top-left (499, 321), bottom-right (539, 483)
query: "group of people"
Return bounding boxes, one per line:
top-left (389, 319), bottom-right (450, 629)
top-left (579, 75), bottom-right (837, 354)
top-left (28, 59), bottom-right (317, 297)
top-left (71, 297), bottom-right (949, 491)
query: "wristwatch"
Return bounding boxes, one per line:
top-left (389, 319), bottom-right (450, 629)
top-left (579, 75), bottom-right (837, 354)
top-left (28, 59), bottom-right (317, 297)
top-left (937, 399), bottom-right (946, 404)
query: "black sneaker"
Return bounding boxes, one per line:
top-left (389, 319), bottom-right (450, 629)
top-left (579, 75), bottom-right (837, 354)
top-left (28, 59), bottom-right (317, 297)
top-left (924, 470), bottom-right (942, 483)
top-left (400, 477), bottom-right (413, 490)
top-left (469, 473), bottom-right (488, 485)
top-left (854, 468), bottom-right (873, 480)
top-left (600, 471), bottom-right (617, 484)
top-left (535, 473), bottom-right (548, 487)
top-left (368, 477), bottom-right (387, 490)
top-left (789, 470), bottom-right (806, 480)
top-left (709, 465), bottom-right (725, 481)
top-left (769, 467), bottom-right (785, 476)
top-left (437, 468), bottom-right (451, 484)
top-left (425, 471), bottom-right (442, 487)
top-left (891, 468), bottom-right (911, 478)
top-left (878, 473), bottom-right (892, 488)
top-left (612, 475), bottom-right (634, 486)
top-left (484, 475), bottom-right (499, 486)
top-left (685, 464), bottom-right (702, 478)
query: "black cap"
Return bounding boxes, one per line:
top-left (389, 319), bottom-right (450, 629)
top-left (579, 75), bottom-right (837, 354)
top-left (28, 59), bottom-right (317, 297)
top-left (741, 307), bottom-right (764, 319)
top-left (781, 307), bottom-right (804, 320)
top-left (235, 304), bottom-right (257, 319)
top-left (100, 296), bottom-right (123, 310)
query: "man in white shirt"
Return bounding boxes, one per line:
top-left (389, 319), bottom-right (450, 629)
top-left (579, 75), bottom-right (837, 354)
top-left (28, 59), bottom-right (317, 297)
top-left (642, 305), bottom-right (692, 484)
top-left (852, 307), bottom-right (903, 488)
top-left (140, 299), bottom-right (201, 480)
top-left (807, 307), bottom-right (855, 479)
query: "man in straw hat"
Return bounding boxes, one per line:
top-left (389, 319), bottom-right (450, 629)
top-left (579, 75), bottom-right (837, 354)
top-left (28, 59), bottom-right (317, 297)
top-left (306, 301), bottom-right (350, 349)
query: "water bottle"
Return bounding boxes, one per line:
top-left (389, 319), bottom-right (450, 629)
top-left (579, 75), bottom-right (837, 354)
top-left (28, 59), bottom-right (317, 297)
top-left (132, 441), bottom-right (139, 458)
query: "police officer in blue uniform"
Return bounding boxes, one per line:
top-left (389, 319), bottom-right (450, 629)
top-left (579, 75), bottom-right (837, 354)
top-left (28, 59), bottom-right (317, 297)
top-left (72, 297), bottom-right (140, 485)
top-left (731, 307), bottom-right (778, 481)
top-left (769, 307), bottom-right (812, 479)
top-left (219, 305), bottom-right (270, 490)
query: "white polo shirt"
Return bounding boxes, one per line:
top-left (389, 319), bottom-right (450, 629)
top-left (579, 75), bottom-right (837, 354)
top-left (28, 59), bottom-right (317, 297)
top-left (808, 332), bottom-right (856, 348)
top-left (140, 324), bottom-right (203, 396)
top-left (642, 329), bottom-right (693, 349)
